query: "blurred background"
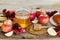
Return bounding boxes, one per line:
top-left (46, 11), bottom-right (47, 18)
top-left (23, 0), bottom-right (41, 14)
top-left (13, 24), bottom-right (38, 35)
top-left (0, 0), bottom-right (60, 11)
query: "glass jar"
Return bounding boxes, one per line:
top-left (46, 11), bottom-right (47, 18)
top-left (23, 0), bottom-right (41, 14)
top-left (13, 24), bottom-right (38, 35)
top-left (15, 8), bottom-right (30, 28)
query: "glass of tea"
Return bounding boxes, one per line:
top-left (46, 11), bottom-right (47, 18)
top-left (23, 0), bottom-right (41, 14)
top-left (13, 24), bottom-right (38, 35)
top-left (15, 8), bottom-right (30, 28)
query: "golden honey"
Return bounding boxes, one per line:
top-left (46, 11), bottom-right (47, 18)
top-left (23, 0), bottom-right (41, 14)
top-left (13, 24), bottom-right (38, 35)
top-left (15, 9), bottom-right (30, 28)
top-left (15, 17), bottom-right (30, 28)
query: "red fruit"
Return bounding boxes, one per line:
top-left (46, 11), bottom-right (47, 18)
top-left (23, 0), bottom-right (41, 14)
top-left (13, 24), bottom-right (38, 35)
top-left (13, 23), bottom-right (25, 34)
top-left (20, 28), bottom-right (25, 33)
top-left (38, 15), bottom-right (50, 25)
top-left (8, 10), bottom-right (15, 14)
top-left (1, 20), bottom-right (12, 32)
top-left (2, 25), bottom-right (12, 32)
top-left (2, 9), bottom-right (7, 13)
top-left (13, 27), bottom-right (25, 34)
top-left (13, 29), bottom-right (20, 34)
top-left (57, 30), bottom-right (60, 36)
top-left (2, 9), bottom-right (7, 17)
top-left (5, 10), bottom-right (15, 20)
top-left (30, 13), bottom-right (36, 21)
top-left (46, 10), bottom-right (57, 17)
top-left (36, 10), bottom-right (41, 17)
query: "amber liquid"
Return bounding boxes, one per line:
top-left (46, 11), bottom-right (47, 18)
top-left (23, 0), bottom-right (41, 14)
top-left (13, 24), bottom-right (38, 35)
top-left (15, 17), bottom-right (30, 28)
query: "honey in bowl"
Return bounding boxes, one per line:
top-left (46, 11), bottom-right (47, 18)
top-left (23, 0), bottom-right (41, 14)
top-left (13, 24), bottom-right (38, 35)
top-left (15, 9), bottom-right (30, 28)
top-left (53, 14), bottom-right (60, 25)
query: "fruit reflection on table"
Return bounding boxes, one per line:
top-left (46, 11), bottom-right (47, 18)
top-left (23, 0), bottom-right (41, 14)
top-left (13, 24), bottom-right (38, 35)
top-left (0, 8), bottom-right (60, 37)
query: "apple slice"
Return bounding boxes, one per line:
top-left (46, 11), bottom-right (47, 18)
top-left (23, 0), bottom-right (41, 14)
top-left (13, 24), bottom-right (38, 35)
top-left (4, 19), bottom-right (12, 25)
top-left (0, 23), bottom-right (3, 27)
top-left (0, 17), bottom-right (7, 22)
top-left (33, 24), bottom-right (42, 31)
top-left (47, 27), bottom-right (57, 36)
top-left (4, 31), bottom-right (13, 37)
top-left (32, 18), bottom-right (38, 24)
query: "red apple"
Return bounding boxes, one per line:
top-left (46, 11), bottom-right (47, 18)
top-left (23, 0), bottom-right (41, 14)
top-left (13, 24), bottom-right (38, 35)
top-left (1, 19), bottom-right (12, 32)
top-left (36, 10), bottom-right (41, 17)
top-left (2, 25), bottom-right (12, 32)
top-left (38, 15), bottom-right (50, 25)
top-left (30, 12), bottom-right (36, 21)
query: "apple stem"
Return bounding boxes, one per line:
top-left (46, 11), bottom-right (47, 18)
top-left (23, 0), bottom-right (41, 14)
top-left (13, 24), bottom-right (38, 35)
top-left (42, 10), bottom-right (46, 15)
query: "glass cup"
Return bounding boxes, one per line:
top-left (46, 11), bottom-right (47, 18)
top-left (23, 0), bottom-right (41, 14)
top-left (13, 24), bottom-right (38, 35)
top-left (15, 8), bottom-right (30, 28)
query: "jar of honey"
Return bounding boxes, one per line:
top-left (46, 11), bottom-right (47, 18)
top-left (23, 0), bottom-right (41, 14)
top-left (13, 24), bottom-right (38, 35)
top-left (15, 8), bottom-right (30, 28)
